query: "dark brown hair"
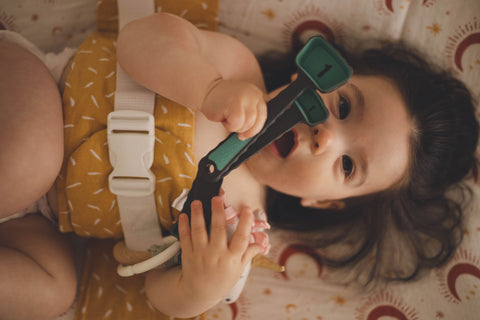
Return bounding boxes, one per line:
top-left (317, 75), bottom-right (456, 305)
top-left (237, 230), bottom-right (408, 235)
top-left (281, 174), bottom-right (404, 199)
top-left (261, 42), bottom-right (479, 285)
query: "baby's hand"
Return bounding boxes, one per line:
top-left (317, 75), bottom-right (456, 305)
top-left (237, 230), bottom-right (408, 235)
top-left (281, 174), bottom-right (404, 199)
top-left (178, 196), bottom-right (260, 302)
top-left (201, 79), bottom-right (267, 140)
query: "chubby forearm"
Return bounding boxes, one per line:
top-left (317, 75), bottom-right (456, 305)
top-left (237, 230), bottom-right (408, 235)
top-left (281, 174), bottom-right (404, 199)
top-left (117, 12), bottom-right (219, 111)
top-left (144, 199), bottom-right (261, 318)
top-left (145, 266), bottom-right (221, 318)
top-left (116, 12), bottom-right (265, 111)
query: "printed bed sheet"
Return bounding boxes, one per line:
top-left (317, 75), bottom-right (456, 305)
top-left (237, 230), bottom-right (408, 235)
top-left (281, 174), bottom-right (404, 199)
top-left (1, 0), bottom-right (479, 319)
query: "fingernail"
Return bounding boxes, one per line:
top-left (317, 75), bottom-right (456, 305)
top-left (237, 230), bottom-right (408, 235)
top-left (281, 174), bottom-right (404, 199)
top-left (213, 195), bottom-right (224, 205)
top-left (191, 200), bottom-right (202, 208)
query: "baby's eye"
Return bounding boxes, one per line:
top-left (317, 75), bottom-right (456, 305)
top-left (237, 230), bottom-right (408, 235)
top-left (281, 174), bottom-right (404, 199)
top-left (338, 96), bottom-right (350, 120)
top-left (342, 155), bottom-right (354, 178)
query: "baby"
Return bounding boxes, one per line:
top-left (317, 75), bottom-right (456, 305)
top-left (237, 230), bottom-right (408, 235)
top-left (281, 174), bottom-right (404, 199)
top-left (0, 6), bottom-right (478, 320)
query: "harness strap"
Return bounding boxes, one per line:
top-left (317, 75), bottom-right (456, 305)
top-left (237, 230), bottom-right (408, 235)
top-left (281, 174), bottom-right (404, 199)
top-left (108, 0), bottom-right (162, 252)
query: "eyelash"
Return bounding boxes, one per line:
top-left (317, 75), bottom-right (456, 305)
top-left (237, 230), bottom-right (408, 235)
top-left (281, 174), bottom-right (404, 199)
top-left (338, 95), bottom-right (351, 120)
top-left (342, 155), bottom-right (354, 179)
top-left (338, 95), bottom-right (353, 178)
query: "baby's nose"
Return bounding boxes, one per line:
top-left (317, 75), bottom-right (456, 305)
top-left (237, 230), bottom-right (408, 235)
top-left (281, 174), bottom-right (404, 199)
top-left (312, 126), bottom-right (333, 155)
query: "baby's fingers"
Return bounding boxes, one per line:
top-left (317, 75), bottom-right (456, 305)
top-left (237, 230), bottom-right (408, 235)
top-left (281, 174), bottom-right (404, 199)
top-left (222, 105), bottom-right (245, 134)
top-left (242, 243), bottom-right (261, 265)
top-left (209, 196), bottom-right (228, 249)
top-left (178, 213), bottom-right (193, 254)
top-left (229, 207), bottom-right (254, 255)
top-left (237, 100), bottom-right (267, 141)
top-left (190, 200), bottom-right (209, 250)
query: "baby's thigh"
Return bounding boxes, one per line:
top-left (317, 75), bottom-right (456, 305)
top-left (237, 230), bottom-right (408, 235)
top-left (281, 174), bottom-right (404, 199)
top-left (0, 214), bottom-right (77, 319)
top-left (0, 41), bottom-right (64, 216)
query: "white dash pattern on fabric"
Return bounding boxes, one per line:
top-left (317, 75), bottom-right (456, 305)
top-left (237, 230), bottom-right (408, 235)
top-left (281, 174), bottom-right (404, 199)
top-left (66, 182), bottom-right (81, 189)
top-left (105, 71), bottom-right (115, 79)
top-left (184, 152), bottom-right (194, 166)
top-left (88, 204), bottom-right (101, 211)
top-left (158, 195), bottom-right (164, 208)
top-left (103, 309), bottom-right (112, 318)
top-left (109, 199), bottom-right (116, 211)
top-left (91, 95), bottom-right (99, 108)
top-left (90, 149), bottom-right (102, 161)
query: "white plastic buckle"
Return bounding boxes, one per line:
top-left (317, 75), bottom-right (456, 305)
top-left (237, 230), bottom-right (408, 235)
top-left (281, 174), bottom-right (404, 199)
top-left (107, 110), bottom-right (155, 197)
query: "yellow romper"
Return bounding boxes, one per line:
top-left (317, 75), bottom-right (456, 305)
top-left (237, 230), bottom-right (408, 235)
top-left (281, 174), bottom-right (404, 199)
top-left (55, 0), bottom-right (219, 319)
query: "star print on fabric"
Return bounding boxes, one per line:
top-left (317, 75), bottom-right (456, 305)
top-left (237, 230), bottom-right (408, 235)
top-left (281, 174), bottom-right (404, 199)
top-left (261, 8), bottom-right (276, 20)
top-left (427, 22), bottom-right (442, 35)
top-left (331, 295), bottom-right (346, 306)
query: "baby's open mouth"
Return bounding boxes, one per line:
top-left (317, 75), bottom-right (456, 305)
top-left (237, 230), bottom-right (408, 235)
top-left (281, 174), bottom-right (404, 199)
top-left (274, 130), bottom-right (296, 158)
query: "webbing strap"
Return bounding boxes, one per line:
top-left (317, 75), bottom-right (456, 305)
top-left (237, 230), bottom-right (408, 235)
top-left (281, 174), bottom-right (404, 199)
top-left (110, 0), bottom-right (162, 252)
top-left (116, 0), bottom-right (156, 115)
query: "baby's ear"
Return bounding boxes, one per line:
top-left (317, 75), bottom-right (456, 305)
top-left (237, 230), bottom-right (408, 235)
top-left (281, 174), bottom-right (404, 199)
top-left (300, 198), bottom-right (346, 210)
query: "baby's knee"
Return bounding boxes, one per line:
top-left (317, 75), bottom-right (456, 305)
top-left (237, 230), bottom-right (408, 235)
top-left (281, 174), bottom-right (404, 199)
top-left (43, 272), bottom-right (78, 317)
top-left (0, 215), bottom-right (78, 318)
top-left (21, 272), bottom-right (77, 320)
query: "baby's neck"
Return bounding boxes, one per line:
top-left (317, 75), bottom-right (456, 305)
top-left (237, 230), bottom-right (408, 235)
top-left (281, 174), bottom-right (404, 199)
top-left (222, 164), bottom-right (266, 212)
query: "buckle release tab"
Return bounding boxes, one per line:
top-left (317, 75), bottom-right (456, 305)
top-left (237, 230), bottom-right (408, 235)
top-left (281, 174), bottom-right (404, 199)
top-left (107, 110), bottom-right (156, 197)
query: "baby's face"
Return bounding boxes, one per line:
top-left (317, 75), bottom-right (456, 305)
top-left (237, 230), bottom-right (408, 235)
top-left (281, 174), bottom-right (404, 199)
top-left (246, 75), bottom-right (412, 206)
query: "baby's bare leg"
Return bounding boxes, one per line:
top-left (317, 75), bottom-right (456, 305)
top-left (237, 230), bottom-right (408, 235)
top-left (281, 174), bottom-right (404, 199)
top-left (0, 214), bottom-right (77, 319)
top-left (0, 41), bottom-right (74, 319)
top-left (0, 41), bottom-right (63, 217)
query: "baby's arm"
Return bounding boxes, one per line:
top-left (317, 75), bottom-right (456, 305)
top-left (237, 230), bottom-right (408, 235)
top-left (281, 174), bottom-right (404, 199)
top-left (117, 12), bottom-right (267, 139)
top-left (145, 196), bottom-right (259, 318)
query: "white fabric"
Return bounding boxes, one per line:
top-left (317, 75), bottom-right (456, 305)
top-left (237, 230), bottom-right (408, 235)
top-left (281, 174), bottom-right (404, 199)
top-left (0, 30), bottom-right (75, 83)
top-left (114, 67), bottom-right (156, 114)
top-left (1, 0), bottom-right (479, 318)
top-left (117, 0), bottom-right (155, 31)
top-left (0, 194), bottom-right (54, 224)
top-left (0, 0), bottom-right (96, 53)
top-left (218, 0), bottom-right (480, 99)
top-left (111, 0), bottom-right (161, 251)
top-left (116, 195), bottom-right (162, 251)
